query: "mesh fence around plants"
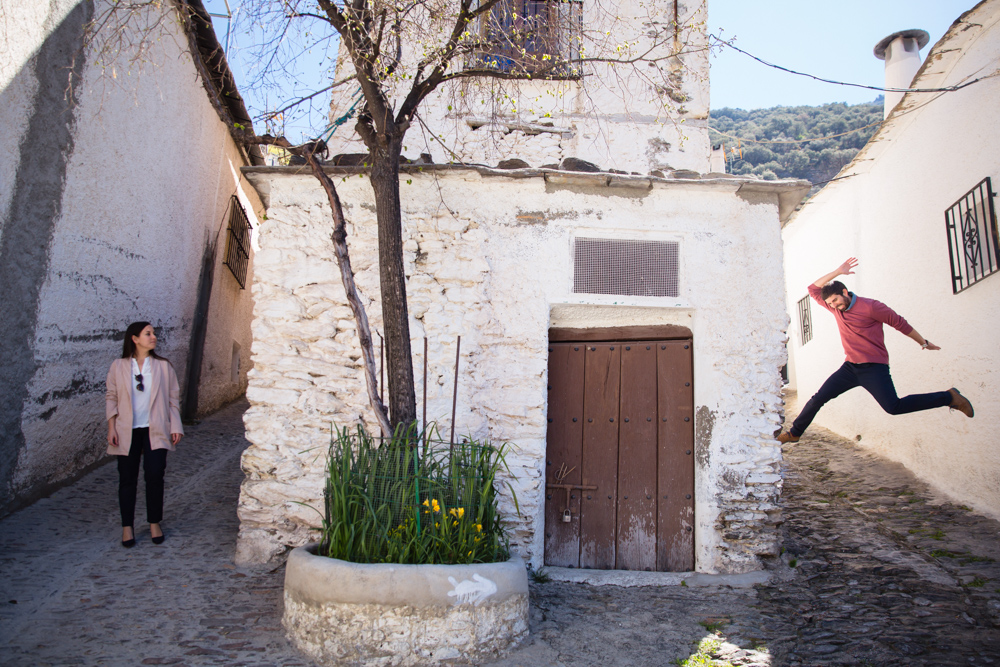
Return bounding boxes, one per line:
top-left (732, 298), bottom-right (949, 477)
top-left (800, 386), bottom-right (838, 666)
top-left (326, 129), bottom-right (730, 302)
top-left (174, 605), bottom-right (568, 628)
top-left (320, 425), bottom-right (516, 565)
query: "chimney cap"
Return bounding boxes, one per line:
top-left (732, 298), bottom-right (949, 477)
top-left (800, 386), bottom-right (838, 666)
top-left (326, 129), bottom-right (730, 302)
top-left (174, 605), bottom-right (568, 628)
top-left (874, 30), bottom-right (930, 60)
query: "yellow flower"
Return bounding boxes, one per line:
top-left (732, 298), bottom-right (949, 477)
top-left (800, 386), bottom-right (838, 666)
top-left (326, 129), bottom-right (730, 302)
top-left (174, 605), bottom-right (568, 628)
top-left (435, 522), bottom-right (440, 528)
top-left (448, 507), bottom-right (465, 519)
top-left (452, 520), bottom-right (458, 527)
top-left (422, 499), bottom-right (430, 508)
top-left (431, 499), bottom-right (440, 513)
top-left (468, 551), bottom-right (473, 556)
top-left (475, 523), bottom-right (482, 533)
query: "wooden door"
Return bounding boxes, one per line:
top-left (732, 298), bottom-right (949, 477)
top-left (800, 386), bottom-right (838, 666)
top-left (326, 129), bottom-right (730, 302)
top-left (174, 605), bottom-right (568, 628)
top-left (544, 335), bottom-right (694, 571)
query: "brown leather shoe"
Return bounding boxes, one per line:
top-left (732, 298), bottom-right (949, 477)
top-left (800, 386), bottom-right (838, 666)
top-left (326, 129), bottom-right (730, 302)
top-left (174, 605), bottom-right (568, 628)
top-left (777, 431), bottom-right (800, 444)
top-left (949, 388), bottom-right (974, 418)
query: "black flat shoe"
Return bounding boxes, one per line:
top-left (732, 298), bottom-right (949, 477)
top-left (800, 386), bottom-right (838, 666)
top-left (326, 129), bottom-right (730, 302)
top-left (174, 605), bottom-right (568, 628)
top-left (151, 534), bottom-right (164, 545)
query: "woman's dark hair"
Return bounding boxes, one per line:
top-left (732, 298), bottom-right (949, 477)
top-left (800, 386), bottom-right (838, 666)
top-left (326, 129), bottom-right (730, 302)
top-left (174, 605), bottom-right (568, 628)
top-left (820, 281), bottom-right (849, 300)
top-left (121, 321), bottom-right (166, 360)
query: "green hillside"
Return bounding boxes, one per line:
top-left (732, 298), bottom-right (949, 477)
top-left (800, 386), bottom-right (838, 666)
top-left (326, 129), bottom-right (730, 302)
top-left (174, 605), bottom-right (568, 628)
top-left (708, 98), bottom-right (884, 185)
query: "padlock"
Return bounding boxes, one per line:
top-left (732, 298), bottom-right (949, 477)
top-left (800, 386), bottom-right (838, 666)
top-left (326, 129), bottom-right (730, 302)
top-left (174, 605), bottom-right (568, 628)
top-left (562, 509), bottom-right (571, 523)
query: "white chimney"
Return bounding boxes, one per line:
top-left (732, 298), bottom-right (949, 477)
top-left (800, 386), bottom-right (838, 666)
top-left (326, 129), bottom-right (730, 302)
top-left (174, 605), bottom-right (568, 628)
top-left (874, 29), bottom-right (930, 119)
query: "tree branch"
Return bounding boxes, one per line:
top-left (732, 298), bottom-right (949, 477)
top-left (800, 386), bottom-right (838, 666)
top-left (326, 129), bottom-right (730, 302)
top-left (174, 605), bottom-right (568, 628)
top-left (302, 149), bottom-right (393, 438)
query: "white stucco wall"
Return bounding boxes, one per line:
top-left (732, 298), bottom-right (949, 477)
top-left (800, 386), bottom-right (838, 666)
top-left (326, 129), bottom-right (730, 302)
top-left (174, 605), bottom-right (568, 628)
top-left (237, 165), bottom-right (805, 573)
top-left (0, 0), bottom-right (261, 511)
top-left (325, 1), bottom-right (711, 174)
top-left (783, 0), bottom-right (1000, 519)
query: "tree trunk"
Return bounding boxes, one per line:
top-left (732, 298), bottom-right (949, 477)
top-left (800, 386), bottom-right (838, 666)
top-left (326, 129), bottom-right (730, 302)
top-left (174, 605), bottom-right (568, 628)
top-left (368, 133), bottom-right (417, 431)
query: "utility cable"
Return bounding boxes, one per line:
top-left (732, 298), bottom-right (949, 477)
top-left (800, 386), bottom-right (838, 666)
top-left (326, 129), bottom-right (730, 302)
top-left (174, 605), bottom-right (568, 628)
top-left (710, 34), bottom-right (991, 94)
top-left (710, 120), bottom-right (882, 145)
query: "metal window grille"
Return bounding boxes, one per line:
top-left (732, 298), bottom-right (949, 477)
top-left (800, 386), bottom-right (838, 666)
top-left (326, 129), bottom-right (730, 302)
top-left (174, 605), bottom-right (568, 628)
top-left (797, 295), bottom-right (812, 345)
top-left (476, 0), bottom-right (583, 78)
top-left (945, 177), bottom-right (999, 294)
top-left (223, 195), bottom-right (251, 289)
top-left (573, 238), bottom-right (679, 297)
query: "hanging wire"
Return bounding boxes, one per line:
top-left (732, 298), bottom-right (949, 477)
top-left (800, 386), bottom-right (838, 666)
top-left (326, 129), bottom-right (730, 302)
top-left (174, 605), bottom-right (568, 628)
top-left (710, 34), bottom-right (993, 94)
top-left (710, 120), bottom-right (883, 146)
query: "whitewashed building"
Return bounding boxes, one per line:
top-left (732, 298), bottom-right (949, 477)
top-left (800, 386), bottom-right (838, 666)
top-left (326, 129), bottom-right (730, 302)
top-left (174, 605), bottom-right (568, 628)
top-left (0, 0), bottom-right (263, 515)
top-left (783, 0), bottom-right (1000, 518)
top-left (237, 0), bottom-right (811, 573)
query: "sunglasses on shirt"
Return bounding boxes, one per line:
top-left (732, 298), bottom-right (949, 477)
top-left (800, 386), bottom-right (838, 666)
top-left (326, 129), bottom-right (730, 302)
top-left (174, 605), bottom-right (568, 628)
top-left (135, 373), bottom-right (144, 392)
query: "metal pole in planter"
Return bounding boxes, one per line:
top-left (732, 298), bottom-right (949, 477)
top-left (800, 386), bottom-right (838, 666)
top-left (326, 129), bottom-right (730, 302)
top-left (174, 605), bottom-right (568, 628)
top-left (450, 335), bottom-right (461, 446)
top-left (423, 336), bottom-right (428, 455)
top-left (413, 442), bottom-right (421, 532)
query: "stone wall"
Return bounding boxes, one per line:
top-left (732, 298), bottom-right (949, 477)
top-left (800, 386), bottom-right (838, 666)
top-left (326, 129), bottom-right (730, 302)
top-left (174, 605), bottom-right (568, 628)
top-left (0, 0), bottom-right (262, 514)
top-left (238, 165), bottom-right (807, 572)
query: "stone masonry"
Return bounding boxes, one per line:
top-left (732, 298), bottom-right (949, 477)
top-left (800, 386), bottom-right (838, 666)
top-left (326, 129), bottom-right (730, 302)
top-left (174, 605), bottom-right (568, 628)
top-left (237, 164), bottom-right (809, 573)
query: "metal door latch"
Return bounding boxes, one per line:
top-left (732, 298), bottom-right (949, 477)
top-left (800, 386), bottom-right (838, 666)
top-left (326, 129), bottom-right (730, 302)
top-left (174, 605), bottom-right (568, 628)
top-left (562, 509), bottom-right (572, 523)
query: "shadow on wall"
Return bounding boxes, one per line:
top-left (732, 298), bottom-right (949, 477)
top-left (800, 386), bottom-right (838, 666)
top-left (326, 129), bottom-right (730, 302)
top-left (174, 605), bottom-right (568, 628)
top-left (0, 0), bottom-right (94, 514)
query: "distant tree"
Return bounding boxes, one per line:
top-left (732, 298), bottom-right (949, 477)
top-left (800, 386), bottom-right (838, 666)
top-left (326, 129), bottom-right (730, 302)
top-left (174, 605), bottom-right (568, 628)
top-left (709, 99), bottom-right (882, 188)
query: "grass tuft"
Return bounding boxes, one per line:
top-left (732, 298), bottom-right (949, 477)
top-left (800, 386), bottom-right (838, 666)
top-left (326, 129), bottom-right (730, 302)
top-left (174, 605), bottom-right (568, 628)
top-left (530, 567), bottom-right (551, 583)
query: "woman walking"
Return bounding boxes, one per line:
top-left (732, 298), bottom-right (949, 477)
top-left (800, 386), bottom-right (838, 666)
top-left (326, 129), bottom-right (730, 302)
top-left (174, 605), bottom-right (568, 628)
top-left (106, 322), bottom-right (183, 547)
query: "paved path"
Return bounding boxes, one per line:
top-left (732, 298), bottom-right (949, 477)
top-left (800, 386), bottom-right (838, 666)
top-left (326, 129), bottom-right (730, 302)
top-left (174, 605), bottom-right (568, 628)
top-left (0, 400), bottom-right (297, 666)
top-left (2, 396), bottom-right (999, 666)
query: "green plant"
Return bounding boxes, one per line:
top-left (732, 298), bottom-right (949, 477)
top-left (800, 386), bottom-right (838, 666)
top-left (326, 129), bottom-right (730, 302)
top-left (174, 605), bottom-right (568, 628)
top-left (530, 567), bottom-right (551, 583)
top-left (967, 577), bottom-right (988, 588)
top-left (928, 529), bottom-right (946, 540)
top-left (960, 555), bottom-right (994, 564)
top-left (319, 424), bottom-right (517, 565)
top-left (698, 618), bottom-right (729, 633)
top-left (672, 637), bottom-right (735, 667)
top-left (930, 549), bottom-right (960, 559)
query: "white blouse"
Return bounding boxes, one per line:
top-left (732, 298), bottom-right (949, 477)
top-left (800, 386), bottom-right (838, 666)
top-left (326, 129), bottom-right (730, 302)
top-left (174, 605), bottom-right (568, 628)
top-left (130, 357), bottom-right (152, 429)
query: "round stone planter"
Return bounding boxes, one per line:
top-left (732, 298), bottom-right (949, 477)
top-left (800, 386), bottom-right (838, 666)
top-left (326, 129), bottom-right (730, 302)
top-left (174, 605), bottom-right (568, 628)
top-left (282, 544), bottom-right (529, 666)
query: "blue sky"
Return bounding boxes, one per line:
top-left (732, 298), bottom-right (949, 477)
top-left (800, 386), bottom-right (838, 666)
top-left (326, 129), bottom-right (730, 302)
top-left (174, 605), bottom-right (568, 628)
top-left (205, 0), bottom-right (976, 139)
top-left (709, 0), bottom-right (974, 109)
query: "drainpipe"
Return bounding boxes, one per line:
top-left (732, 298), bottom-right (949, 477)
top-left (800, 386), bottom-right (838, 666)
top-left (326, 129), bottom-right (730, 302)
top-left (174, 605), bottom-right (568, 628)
top-left (873, 29), bottom-right (929, 119)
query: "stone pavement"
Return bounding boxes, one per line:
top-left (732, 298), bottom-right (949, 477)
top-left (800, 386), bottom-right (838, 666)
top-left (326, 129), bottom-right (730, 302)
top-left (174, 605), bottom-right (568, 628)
top-left (2, 396), bottom-right (999, 666)
top-left (0, 399), bottom-right (298, 666)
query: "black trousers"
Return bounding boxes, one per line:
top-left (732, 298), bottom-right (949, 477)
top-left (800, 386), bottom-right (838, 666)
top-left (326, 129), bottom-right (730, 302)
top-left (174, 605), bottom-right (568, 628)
top-left (791, 362), bottom-right (952, 437)
top-left (117, 427), bottom-right (168, 527)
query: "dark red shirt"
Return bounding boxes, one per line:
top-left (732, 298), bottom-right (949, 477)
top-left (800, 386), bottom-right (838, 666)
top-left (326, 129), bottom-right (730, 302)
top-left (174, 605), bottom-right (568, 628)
top-left (808, 284), bottom-right (913, 365)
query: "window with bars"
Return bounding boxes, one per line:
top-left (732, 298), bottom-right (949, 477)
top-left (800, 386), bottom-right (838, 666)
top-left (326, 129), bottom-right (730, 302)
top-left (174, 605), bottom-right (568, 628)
top-left (573, 237), bottom-right (679, 297)
top-left (797, 295), bottom-right (812, 346)
top-left (223, 195), bottom-right (251, 289)
top-left (477, 0), bottom-right (583, 78)
top-left (945, 177), bottom-right (999, 294)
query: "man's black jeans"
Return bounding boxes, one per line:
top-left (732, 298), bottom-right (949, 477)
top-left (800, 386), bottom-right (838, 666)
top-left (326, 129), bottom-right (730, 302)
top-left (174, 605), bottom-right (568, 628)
top-left (791, 362), bottom-right (951, 437)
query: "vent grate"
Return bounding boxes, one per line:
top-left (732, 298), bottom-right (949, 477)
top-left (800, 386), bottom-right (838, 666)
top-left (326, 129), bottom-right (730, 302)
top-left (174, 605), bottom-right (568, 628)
top-left (573, 238), bottom-right (679, 297)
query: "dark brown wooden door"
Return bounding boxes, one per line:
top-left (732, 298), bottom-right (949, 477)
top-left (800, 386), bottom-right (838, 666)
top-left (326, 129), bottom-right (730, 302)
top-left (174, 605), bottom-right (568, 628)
top-left (544, 338), bottom-right (694, 571)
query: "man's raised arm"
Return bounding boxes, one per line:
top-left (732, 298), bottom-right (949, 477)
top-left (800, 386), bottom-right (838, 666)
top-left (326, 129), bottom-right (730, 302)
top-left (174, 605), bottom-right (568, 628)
top-left (813, 257), bottom-right (859, 288)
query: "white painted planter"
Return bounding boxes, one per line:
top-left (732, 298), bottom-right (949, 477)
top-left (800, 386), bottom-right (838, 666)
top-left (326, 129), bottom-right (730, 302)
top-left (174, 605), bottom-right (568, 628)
top-left (282, 545), bottom-right (530, 666)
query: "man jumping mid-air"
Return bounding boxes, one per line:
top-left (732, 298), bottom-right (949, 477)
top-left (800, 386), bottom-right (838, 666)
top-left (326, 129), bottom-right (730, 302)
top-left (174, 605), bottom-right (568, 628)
top-left (777, 257), bottom-right (974, 444)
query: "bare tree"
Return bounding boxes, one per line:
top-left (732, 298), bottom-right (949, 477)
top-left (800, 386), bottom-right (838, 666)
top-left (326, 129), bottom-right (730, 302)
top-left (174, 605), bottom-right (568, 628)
top-left (88, 0), bottom-right (708, 435)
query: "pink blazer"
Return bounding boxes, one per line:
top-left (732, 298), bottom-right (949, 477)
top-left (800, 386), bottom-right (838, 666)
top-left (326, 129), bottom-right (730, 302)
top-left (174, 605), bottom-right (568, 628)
top-left (106, 357), bottom-right (184, 456)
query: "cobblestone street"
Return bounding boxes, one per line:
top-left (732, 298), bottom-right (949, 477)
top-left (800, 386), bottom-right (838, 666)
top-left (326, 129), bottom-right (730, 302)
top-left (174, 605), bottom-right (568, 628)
top-left (1, 397), bottom-right (998, 666)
